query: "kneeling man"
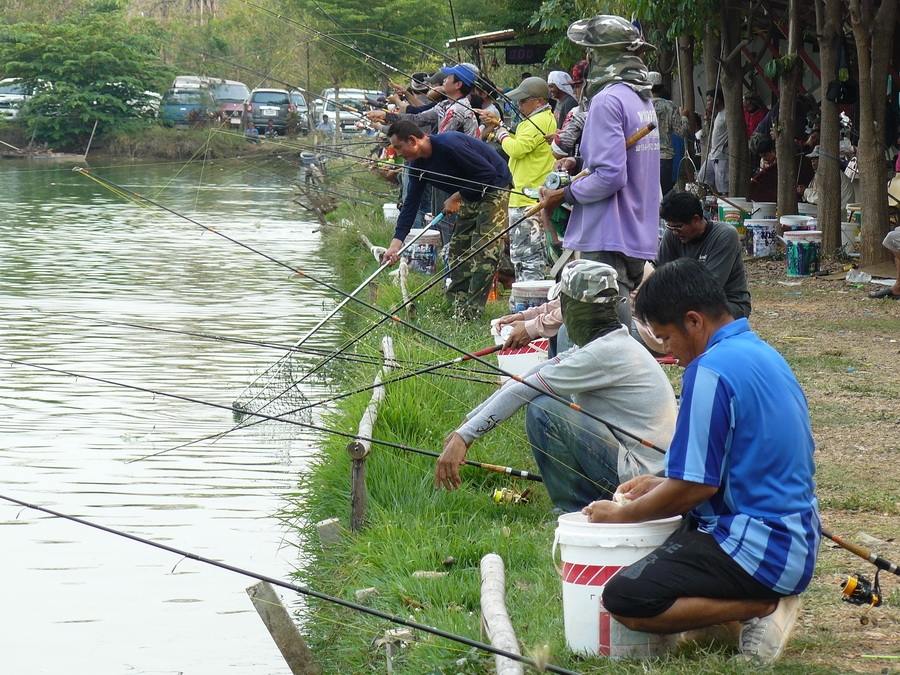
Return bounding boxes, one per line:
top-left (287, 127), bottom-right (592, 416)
top-left (436, 260), bottom-right (676, 511)
top-left (585, 258), bottom-right (819, 664)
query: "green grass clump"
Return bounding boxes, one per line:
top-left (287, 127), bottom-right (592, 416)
top-left (282, 181), bottom-right (847, 674)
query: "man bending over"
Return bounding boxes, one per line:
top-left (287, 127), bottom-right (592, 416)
top-left (585, 258), bottom-right (819, 664)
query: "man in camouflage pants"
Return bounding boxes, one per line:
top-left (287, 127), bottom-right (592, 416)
top-left (382, 120), bottom-right (512, 319)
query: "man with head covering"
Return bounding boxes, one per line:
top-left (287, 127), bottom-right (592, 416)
top-left (435, 260), bottom-right (676, 512)
top-left (542, 15), bottom-right (662, 330)
top-left (548, 71), bottom-right (578, 127)
top-left (481, 77), bottom-right (557, 282)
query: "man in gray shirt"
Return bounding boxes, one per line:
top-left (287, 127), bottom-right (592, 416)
top-left (657, 192), bottom-right (751, 319)
top-left (435, 260), bottom-right (677, 512)
top-left (698, 90), bottom-right (728, 194)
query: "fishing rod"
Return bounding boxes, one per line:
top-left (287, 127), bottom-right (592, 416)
top-left (186, 345), bottom-right (504, 462)
top-left (1, 358), bottom-right (539, 483)
top-left (74, 153), bottom-right (668, 457)
top-left (0, 494), bottom-right (580, 674)
top-left (822, 528), bottom-right (900, 577)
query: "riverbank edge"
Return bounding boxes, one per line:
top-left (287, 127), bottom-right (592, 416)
top-left (282, 190), bottom-right (837, 674)
top-left (0, 121), bottom-right (306, 160)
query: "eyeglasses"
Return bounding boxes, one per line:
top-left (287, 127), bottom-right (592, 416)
top-left (665, 221), bottom-right (688, 231)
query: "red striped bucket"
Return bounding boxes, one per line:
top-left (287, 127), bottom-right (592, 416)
top-left (552, 512), bottom-right (682, 658)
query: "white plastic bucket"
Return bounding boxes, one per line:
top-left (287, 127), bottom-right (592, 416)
top-left (553, 512), bottom-right (682, 658)
top-left (383, 203), bottom-right (400, 226)
top-left (840, 221), bottom-right (861, 257)
top-left (510, 280), bottom-right (554, 312)
top-left (752, 201), bottom-right (777, 219)
top-left (797, 202), bottom-right (818, 216)
top-left (402, 228), bottom-right (442, 274)
top-left (744, 219), bottom-right (778, 257)
top-left (780, 215), bottom-right (814, 231)
top-left (785, 230), bottom-right (822, 277)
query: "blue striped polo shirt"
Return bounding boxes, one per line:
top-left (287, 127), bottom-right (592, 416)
top-left (666, 318), bottom-right (820, 595)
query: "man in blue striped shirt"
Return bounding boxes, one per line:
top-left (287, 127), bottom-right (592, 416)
top-left (584, 258), bottom-right (819, 664)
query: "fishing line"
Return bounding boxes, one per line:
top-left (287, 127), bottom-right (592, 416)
top-left (0, 492), bottom-right (578, 674)
top-left (0, 357), bottom-right (535, 482)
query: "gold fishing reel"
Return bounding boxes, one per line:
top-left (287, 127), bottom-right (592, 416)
top-left (841, 571), bottom-right (882, 607)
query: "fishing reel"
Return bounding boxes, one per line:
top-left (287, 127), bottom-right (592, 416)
top-left (544, 170), bottom-right (572, 190)
top-left (841, 571), bottom-right (882, 607)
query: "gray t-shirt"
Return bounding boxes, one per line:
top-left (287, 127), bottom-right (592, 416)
top-left (456, 326), bottom-right (676, 481)
top-left (709, 111), bottom-right (728, 160)
top-left (657, 220), bottom-right (751, 318)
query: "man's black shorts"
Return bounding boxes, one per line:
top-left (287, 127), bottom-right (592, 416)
top-left (602, 523), bottom-right (783, 618)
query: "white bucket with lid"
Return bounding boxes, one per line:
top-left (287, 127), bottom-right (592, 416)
top-left (402, 228), bottom-right (443, 274)
top-left (717, 197), bottom-right (749, 222)
top-left (780, 215), bottom-right (814, 231)
top-left (744, 219), bottom-right (778, 257)
top-left (553, 512), bottom-right (682, 658)
top-left (752, 201), bottom-right (777, 219)
top-left (510, 280), bottom-right (554, 312)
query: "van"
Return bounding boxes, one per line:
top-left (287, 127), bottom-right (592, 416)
top-left (208, 79), bottom-right (250, 126)
top-left (159, 88), bottom-right (216, 126)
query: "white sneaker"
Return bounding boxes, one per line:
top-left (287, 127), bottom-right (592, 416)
top-left (738, 595), bottom-right (801, 664)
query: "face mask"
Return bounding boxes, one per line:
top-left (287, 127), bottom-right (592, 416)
top-left (584, 48), bottom-right (653, 101)
top-left (561, 294), bottom-right (620, 346)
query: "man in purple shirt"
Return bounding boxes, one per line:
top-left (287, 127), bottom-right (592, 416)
top-left (543, 15), bottom-right (660, 327)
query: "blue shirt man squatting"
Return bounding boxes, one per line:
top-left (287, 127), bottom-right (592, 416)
top-left (583, 258), bottom-right (819, 665)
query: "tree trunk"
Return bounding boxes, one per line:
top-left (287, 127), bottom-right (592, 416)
top-left (677, 35), bottom-right (696, 116)
top-left (814, 0), bottom-right (843, 253)
top-left (720, 7), bottom-right (751, 196)
top-left (776, 0), bottom-right (802, 219)
top-left (849, 0), bottom-right (896, 264)
top-left (701, 24), bottom-right (719, 166)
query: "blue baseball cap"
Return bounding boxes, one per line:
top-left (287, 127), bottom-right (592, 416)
top-left (440, 64), bottom-right (477, 87)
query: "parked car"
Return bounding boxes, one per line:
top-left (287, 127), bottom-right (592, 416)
top-left (0, 78), bottom-right (34, 120)
top-left (172, 75), bottom-right (206, 90)
top-left (289, 90), bottom-right (311, 135)
top-left (316, 88), bottom-right (379, 134)
top-left (245, 88), bottom-right (298, 135)
top-left (159, 88), bottom-right (216, 126)
top-left (209, 79), bottom-right (250, 127)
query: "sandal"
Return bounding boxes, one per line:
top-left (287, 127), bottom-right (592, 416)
top-left (868, 286), bottom-right (900, 299)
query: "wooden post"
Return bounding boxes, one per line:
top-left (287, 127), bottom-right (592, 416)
top-left (246, 581), bottom-right (321, 675)
top-left (480, 554), bottom-right (523, 675)
top-left (83, 119), bottom-right (99, 162)
top-left (347, 336), bottom-right (395, 531)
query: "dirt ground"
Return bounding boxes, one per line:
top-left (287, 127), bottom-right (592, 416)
top-left (743, 258), bottom-right (899, 671)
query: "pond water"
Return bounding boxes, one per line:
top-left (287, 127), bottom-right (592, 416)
top-left (0, 157), bottom-right (339, 674)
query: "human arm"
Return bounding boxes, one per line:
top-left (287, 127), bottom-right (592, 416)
top-left (583, 476), bottom-right (718, 522)
top-left (498, 114), bottom-right (555, 159)
top-left (384, 170), bottom-right (425, 264)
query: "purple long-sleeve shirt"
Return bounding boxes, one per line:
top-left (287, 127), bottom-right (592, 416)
top-left (562, 83), bottom-right (661, 258)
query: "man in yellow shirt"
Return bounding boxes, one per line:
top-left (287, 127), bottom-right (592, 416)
top-left (483, 77), bottom-right (557, 281)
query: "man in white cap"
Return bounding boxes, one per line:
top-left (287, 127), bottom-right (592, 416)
top-left (435, 260), bottom-right (676, 512)
top-left (548, 70), bottom-right (578, 127)
top-left (482, 76), bottom-right (557, 282)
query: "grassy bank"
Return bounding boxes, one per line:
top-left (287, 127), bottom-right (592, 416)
top-left (0, 119), bottom-right (300, 160)
top-left (287, 190), bottom-right (898, 674)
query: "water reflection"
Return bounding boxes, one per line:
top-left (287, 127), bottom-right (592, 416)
top-left (0, 159), bottom-right (339, 674)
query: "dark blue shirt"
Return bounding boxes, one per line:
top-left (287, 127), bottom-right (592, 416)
top-left (395, 132), bottom-right (512, 241)
top-left (665, 318), bottom-right (820, 595)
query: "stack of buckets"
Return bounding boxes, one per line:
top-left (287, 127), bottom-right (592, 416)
top-left (780, 215), bottom-right (821, 277)
top-left (718, 198), bottom-right (751, 243)
top-left (554, 512), bottom-right (682, 658)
